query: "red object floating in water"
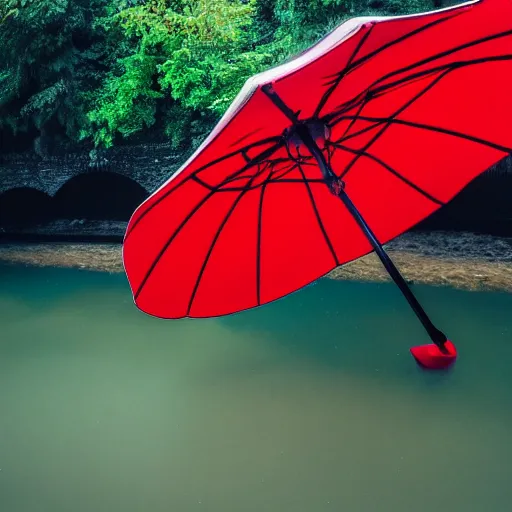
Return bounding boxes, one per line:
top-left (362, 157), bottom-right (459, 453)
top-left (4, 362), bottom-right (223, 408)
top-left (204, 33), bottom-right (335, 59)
top-left (410, 340), bottom-right (457, 369)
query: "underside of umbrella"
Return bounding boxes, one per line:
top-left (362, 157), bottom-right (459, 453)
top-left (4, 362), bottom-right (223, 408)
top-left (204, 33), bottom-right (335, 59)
top-left (123, 0), bottom-right (512, 369)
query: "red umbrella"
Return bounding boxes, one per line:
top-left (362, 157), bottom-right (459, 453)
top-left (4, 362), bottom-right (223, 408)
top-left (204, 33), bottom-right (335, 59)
top-left (123, 0), bottom-right (512, 370)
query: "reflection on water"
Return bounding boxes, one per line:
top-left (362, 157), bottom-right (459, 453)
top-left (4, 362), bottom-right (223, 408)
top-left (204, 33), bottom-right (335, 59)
top-left (1, 264), bottom-right (511, 512)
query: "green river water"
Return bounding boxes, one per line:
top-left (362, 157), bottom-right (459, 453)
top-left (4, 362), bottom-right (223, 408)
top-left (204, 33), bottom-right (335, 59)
top-left (1, 263), bottom-right (511, 512)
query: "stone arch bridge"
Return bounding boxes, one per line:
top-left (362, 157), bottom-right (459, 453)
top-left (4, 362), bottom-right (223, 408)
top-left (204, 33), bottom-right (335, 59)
top-left (0, 143), bottom-right (182, 197)
top-left (0, 143), bottom-right (185, 232)
top-left (1, 143), bottom-right (512, 236)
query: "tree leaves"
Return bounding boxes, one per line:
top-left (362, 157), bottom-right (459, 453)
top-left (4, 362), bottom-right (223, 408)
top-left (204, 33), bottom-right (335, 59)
top-left (84, 0), bottom-right (274, 148)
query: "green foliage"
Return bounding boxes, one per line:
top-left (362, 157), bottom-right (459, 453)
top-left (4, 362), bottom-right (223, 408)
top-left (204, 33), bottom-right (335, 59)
top-left (84, 0), bottom-right (274, 148)
top-left (0, 0), bottom-right (444, 152)
top-left (83, 52), bottom-right (164, 147)
top-left (0, 0), bottom-right (110, 148)
top-left (266, 0), bottom-right (437, 56)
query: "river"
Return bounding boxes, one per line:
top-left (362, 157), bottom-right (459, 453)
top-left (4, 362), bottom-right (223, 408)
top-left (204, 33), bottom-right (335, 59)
top-left (1, 263), bottom-right (511, 512)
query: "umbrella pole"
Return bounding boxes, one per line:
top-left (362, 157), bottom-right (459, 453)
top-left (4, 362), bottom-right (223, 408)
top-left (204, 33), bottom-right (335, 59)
top-left (261, 85), bottom-right (455, 367)
top-left (295, 124), bottom-right (451, 355)
top-left (334, 187), bottom-right (449, 353)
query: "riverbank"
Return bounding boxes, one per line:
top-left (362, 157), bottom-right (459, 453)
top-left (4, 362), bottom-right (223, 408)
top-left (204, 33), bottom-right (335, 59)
top-left (1, 231), bottom-right (511, 292)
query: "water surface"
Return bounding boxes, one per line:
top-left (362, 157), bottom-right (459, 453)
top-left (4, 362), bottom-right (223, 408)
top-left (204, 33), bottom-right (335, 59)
top-left (1, 264), bottom-right (511, 512)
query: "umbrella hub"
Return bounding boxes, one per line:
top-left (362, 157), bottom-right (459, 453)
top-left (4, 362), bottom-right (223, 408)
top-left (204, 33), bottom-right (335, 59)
top-left (284, 119), bottom-right (330, 159)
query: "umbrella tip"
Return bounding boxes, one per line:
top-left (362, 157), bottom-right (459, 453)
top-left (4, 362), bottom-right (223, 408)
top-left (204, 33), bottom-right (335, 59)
top-left (410, 340), bottom-right (457, 370)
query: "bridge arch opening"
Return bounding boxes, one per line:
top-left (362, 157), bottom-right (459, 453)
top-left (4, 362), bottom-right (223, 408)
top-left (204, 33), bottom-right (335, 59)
top-left (415, 172), bottom-right (512, 237)
top-left (53, 171), bottom-right (149, 221)
top-left (0, 187), bottom-right (55, 229)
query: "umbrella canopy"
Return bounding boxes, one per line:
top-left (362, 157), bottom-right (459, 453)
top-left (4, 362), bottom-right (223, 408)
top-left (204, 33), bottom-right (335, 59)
top-left (123, 0), bottom-right (512, 321)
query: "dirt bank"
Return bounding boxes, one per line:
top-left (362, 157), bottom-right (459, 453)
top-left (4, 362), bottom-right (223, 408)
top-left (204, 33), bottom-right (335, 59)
top-left (1, 231), bottom-right (511, 292)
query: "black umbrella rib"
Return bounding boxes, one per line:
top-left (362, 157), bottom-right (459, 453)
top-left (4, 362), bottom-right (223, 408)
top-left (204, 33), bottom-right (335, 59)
top-left (209, 158), bottom-right (315, 192)
top-left (133, 142), bottom-right (284, 300)
top-left (125, 136), bottom-right (282, 240)
top-left (192, 171), bottom-right (269, 192)
top-left (331, 142), bottom-right (444, 206)
top-left (216, 178), bottom-right (326, 192)
top-left (325, 85), bottom-right (444, 206)
top-left (338, 68), bottom-right (452, 181)
top-left (274, 160), bottom-right (317, 178)
top-left (186, 174), bottom-right (263, 316)
top-left (336, 89), bottom-right (374, 141)
top-left (341, 115), bottom-right (512, 154)
top-left (314, 23), bottom-right (374, 117)
top-left (268, 163), bottom-right (299, 181)
top-left (191, 175), bottom-right (215, 190)
top-left (196, 159), bottom-right (295, 193)
top-left (134, 190), bottom-right (216, 301)
top-left (330, 54), bottom-right (512, 126)
top-left (219, 160), bottom-right (272, 189)
top-left (327, 37), bottom-right (512, 123)
top-left (125, 176), bottom-right (190, 240)
top-left (256, 180), bottom-right (269, 306)
top-left (261, 84), bottom-right (299, 123)
top-left (197, 140), bottom-right (283, 186)
top-left (332, 115), bottom-right (387, 145)
top-left (335, 10), bottom-right (464, 80)
top-left (194, 137), bottom-right (283, 175)
top-left (332, 51), bottom-right (488, 137)
top-left (273, 178), bottom-right (325, 184)
top-left (364, 29), bottom-right (512, 96)
top-left (203, 175), bottom-right (325, 193)
top-left (230, 127), bottom-right (263, 148)
top-left (327, 67), bottom-right (448, 123)
top-left (316, 10), bottom-right (463, 116)
top-left (297, 162), bottom-right (340, 266)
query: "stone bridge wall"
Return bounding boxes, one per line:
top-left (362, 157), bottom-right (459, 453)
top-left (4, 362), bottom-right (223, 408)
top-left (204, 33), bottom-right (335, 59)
top-left (0, 143), bottom-right (186, 196)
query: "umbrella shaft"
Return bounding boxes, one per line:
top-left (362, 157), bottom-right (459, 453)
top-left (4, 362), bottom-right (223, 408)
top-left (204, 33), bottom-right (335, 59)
top-left (296, 124), bottom-right (448, 351)
top-left (336, 190), bottom-right (448, 351)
